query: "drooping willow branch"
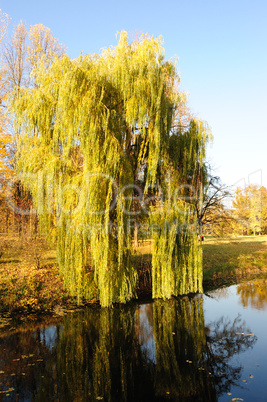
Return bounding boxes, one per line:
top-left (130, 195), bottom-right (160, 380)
top-left (11, 31), bottom-right (211, 306)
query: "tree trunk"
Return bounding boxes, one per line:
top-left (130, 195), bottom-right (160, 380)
top-left (134, 220), bottom-right (138, 248)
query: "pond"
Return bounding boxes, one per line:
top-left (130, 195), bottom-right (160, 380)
top-left (1, 277), bottom-right (267, 401)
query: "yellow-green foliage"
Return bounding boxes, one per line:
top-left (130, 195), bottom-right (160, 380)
top-left (150, 204), bottom-right (202, 298)
top-left (149, 118), bottom-right (209, 298)
top-left (11, 31), bottom-right (210, 305)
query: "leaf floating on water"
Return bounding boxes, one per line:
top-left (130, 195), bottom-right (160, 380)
top-left (246, 333), bottom-right (254, 336)
top-left (242, 379), bottom-right (247, 383)
top-left (230, 398), bottom-right (244, 401)
top-left (227, 393), bottom-right (232, 395)
top-left (0, 388), bottom-right (15, 394)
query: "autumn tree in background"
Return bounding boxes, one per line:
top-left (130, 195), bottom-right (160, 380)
top-left (195, 172), bottom-right (233, 236)
top-left (0, 92), bottom-right (13, 183)
top-left (2, 20), bottom-right (65, 93)
top-left (204, 206), bottom-right (235, 237)
top-left (27, 23), bottom-right (65, 69)
top-left (261, 187), bottom-right (267, 233)
top-left (232, 185), bottom-right (267, 235)
top-left (2, 21), bottom-right (28, 93)
top-left (0, 11), bottom-right (14, 233)
top-left (0, 10), bottom-right (11, 182)
top-left (0, 12), bottom-right (65, 234)
top-left (0, 100), bottom-right (15, 233)
top-left (0, 87), bottom-right (14, 189)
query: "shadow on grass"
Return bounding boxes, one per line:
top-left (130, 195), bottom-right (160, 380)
top-left (0, 259), bottom-right (20, 264)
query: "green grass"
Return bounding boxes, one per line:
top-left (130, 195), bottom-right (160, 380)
top-left (202, 235), bottom-right (267, 287)
top-left (1, 234), bottom-right (267, 315)
top-left (132, 236), bottom-right (267, 290)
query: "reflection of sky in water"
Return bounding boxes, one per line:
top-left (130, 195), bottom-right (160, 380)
top-left (137, 303), bottom-right (156, 363)
top-left (2, 278), bottom-right (267, 401)
top-left (39, 325), bottom-right (61, 351)
top-left (204, 281), bottom-right (267, 402)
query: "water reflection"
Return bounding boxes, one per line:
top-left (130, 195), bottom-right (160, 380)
top-left (205, 315), bottom-right (256, 394)
top-left (237, 278), bottom-right (267, 310)
top-left (152, 297), bottom-right (217, 401)
top-left (137, 304), bottom-right (155, 362)
top-left (0, 291), bottom-right (259, 401)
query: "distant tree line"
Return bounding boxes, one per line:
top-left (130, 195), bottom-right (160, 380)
top-left (202, 184), bottom-right (267, 237)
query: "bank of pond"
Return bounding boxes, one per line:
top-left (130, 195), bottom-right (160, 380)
top-left (1, 275), bottom-right (267, 401)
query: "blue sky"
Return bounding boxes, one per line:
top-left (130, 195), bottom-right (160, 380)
top-left (1, 0), bottom-right (266, 189)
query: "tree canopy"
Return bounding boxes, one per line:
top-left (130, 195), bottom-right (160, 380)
top-left (233, 185), bottom-right (267, 235)
top-left (10, 31), bottom-right (211, 306)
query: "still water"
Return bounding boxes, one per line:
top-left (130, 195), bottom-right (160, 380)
top-left (1, 277), bottom-right (267, 401)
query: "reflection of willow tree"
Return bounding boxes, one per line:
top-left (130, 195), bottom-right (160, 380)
top-left (205, 314), bottom-right (257, 395)
top-left (36, 307), bottom-right (154, 401)
top-left (237, 278), bottom-right (267, 310)
top-left (153, 298), bottom-right (257, 400)
top-left (91, 308), bottom-right (141, 401)
top-left (0, 326), bottom-right (57, 399)
top-left (153, 298), bottom-right (217, 401)
top-left (0, 298), bottom-right (258, 401)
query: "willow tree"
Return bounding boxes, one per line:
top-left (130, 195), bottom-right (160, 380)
top-left (11, 31), bottom-right (210, 306)
top-left (150, 118), bottom-right (210, 298)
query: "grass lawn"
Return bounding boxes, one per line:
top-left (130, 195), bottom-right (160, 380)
top-left (133, 236), bottom-right (267, 290)
top-left (202, 235), bottom-right (267, 287)
top-left (1, 234), bottom-right (267, 315)
top-left (0, 235), bottom-right (73, 314)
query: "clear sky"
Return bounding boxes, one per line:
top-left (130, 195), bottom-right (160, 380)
top-left (1, 0), bottom-right (266, 189)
